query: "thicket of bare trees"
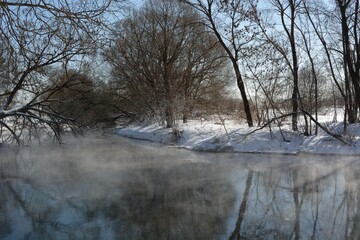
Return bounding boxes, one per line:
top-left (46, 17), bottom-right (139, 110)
top-left (249, 0), bottom-right (360, 135)
top-left (105, 0), bottom-right (229, 128)
top-left (179, 0), bottom-right (360, 139)
top-left (44, 69), bottom-right (123, 128)
top-left (1, 0), bottom-right (360, 143)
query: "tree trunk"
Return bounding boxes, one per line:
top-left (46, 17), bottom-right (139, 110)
top-left (233, 61), bottom-right (253, 127)
top-left (204, 8), bottom-right (254, 128)
top-left (165, 106), bottom-right (175, 128)
top-left (289, 1), bottom-right (299, 131)
top-left (339, 0), bottom-right (360, 122)
top-left (292, 85), bottom-right (299, 131)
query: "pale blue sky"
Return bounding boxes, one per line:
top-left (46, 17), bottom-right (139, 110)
top-left (129, 0), bottom-right (144, 8)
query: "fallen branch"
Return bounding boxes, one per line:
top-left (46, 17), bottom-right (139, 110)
top-left (243, 113), bottom-right (294, 137)
top-left (242, 111), bottom-right (352, 146)
top-left (300, 109), bottom-right (351, 145)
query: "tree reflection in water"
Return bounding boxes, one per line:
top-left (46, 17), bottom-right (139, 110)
top-left (0, 139), bottom-right (236, 240)
top-left (230, 157), bottom-right (360, 240)
top-left (0, 138), bottom-right (360, 240)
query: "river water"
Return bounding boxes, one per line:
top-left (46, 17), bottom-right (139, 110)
top-left (0, 135), bottom-right (359, 240)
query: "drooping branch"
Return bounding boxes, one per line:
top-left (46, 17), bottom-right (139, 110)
top-left (0, 0), bottom-right (119, 143)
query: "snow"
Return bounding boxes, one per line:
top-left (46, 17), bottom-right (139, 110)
top-left (0, 106), bottom-right (23, 115)
top-left (117, 110), bottom-right (360, 155)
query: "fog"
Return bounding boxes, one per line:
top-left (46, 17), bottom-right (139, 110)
top-left (0, 135), bottom-right (359, 239)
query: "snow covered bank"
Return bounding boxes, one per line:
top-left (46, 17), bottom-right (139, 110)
top-left (117, 118), bottom-right (360, 155)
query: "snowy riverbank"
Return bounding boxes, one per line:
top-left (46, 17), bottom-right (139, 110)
top-left (117, 118), bottom-right (360, 155)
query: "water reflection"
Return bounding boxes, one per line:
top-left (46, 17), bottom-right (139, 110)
top-left (0, 137), bottom-right (360, 240)
top-left (232, 157), bottom-right (360, 240)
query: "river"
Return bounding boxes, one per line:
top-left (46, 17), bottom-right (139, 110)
top-left (0, 135), bottom-right (359, 239)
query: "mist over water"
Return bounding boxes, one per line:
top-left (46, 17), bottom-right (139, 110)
top-left (0, 135), bottom-right (359, 240)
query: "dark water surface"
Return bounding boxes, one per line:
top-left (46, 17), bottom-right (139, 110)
top-left (0, 135), bottom-right (359, 240)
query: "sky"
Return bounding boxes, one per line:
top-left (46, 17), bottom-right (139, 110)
top-left (129, 0), bottom-right (144, 8)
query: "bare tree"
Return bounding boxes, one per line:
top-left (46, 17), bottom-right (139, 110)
top-left (0, 0), bottom-right (118, 143)
top-left (302, 0), bottom-right (360, 128)
top-left (254, 0), bottom-right (302, 131)
top-left (181, 0), bottom-right (256, 127)
top-left (106, 0), bottom-right (228, 128)
top-left (297, 10), bottom-right (321, 134)
top-left (336, 0), bottom-right (360, 122)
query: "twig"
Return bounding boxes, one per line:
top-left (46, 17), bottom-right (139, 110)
top-left (217, 114), bottom-right (231, 141)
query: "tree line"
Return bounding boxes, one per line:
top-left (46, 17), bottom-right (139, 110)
top-left (0, 0), bottom-right (359, 143)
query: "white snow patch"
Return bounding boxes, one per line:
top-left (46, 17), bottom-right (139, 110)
top-left (117, 110), bottom-right (360, 155)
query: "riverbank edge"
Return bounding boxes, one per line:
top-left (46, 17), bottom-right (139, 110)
top-left (116, 122), bottom-right (360, 156)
